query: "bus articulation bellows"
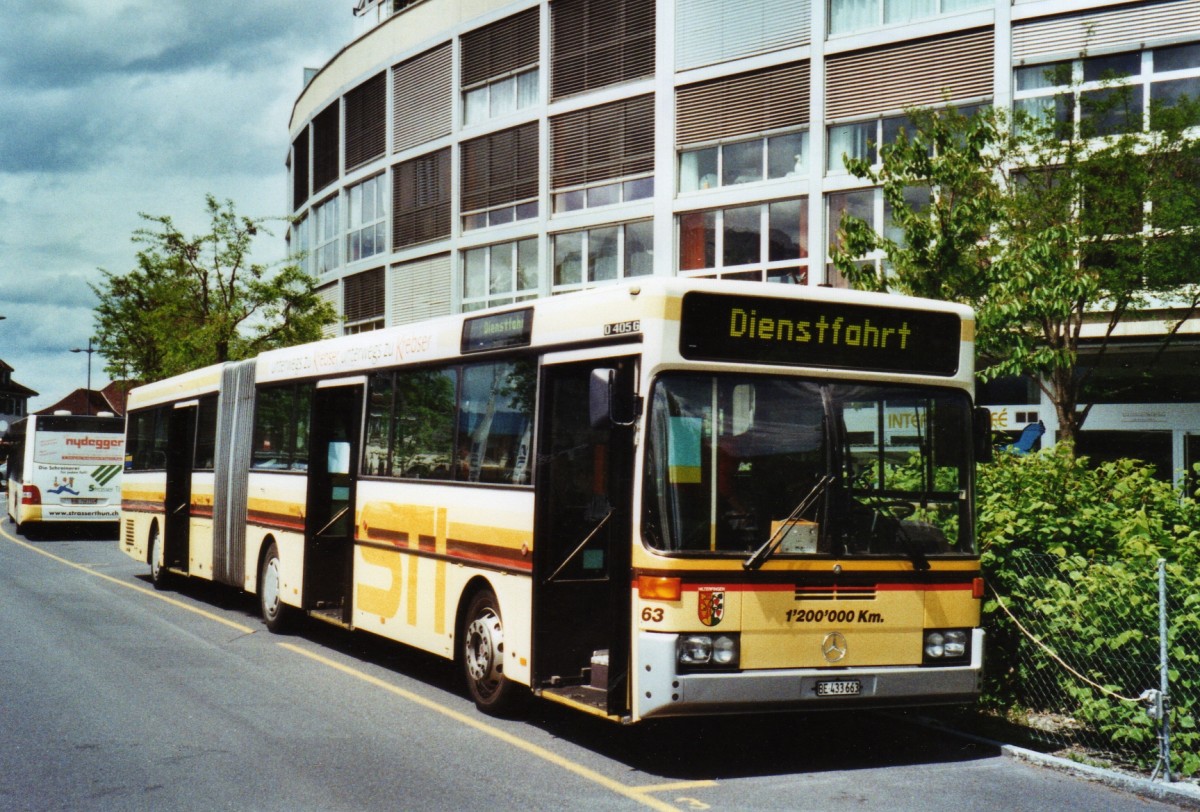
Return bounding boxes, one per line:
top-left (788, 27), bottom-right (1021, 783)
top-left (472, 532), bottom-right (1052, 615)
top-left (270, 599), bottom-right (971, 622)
top-left (119, 278), bottom-right (990, 722)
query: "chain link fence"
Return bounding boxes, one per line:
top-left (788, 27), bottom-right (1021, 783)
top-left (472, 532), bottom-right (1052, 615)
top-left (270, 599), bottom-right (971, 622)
top-left (983, 552), bottom-right (1199, 781)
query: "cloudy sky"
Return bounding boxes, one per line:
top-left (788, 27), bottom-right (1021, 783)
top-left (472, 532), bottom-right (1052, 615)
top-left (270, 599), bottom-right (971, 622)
top-left (0, 0), bottom-right (359, 411)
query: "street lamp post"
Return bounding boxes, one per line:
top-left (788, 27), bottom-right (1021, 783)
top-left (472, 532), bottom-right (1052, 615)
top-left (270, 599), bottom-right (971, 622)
top-left (70, 339), bottom-right (95, 416)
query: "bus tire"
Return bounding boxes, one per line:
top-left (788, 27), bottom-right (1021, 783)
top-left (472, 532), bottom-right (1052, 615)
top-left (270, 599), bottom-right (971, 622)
top-left (149, 527), bottom-right (170, 590)
top-left (259, 542), bottom-right (292, 633)
top-left (461, 588), bottom-right (523, 715)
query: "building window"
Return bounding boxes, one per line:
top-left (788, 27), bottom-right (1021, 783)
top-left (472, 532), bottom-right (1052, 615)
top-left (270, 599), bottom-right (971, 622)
top-left (462, 8), bottom-right (540, 126)
top-left (344, 71), bottom-right (387, 171)
top-left (462, 238), bottom-right (539, 312)
top-left (393, 148), bottom-right (451, 248)
top-left (292, 214), bottom-right (311, 277)
top-left (827, 109), bottom-right (978, 173)
top-left (311, 102), bottom-right (340, 195)
top-left (461, 123), bottom-right (539, 231)
top-left (1014, 44), bottom-right (1200, 138)
top-left (550, 0), bottom-right (655, 100)
top-left (679, 199), bottom-right (808, 283)
top-left (344, 267), bottom-right (386, 333)
top-left (313, 196), bottom-right (340, 276)
top-left (553, 220), bottom-right (654, 292)
top-left (348, 174), bottom-right (388, 262)
top-left (679, 130), bottom-right (808, 192)
top-left (292, 128), bottom-right (309, 210)
top-left (551, 95), bottom-right (655, 213)
top-left (829, 0), bottom-right (988, 36)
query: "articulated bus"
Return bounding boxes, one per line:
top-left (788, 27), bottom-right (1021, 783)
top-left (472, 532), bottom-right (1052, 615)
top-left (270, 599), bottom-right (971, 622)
top-left (5, 413), bottom-right (125, 535)
top-left (119, 279), bottom-right (990, 721)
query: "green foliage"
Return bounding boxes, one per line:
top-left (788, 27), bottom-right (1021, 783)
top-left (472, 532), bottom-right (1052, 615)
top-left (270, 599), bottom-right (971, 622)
top-left (831, 89), bottom-right (1200, 445)
top-left (979, 446), bottom-right (1200, 775)
top-left (91, 195), bottom-right (337, 382)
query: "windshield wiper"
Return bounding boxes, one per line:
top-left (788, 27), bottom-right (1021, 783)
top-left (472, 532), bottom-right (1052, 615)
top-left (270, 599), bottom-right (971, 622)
top-left (743, 474), bottom-right (835, 570)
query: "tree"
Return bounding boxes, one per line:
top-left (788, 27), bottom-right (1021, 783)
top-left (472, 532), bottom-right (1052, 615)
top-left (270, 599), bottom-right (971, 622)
top-left (92, 195), bottom-right (337, 382)
top-left (831, 87), bottom-right (1200, 445)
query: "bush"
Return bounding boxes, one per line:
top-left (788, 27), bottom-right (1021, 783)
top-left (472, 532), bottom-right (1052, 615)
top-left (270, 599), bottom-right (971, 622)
top-left (978, 444), bottom-right (1200, 776)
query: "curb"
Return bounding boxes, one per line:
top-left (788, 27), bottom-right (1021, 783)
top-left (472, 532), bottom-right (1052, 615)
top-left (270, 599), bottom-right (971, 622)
top-left (909, 714), bottom-right (1200, 810)
top-left (998, 743), bottom-right (1200, 810)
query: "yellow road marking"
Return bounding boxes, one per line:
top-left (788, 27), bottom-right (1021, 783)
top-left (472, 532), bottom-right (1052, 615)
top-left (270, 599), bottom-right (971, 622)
top-left (0, 526), bottom-right (257, 635)
top-left (280, 643), bottom-right (693, 812)
top-left (1, 524), bottom-right (714, 809)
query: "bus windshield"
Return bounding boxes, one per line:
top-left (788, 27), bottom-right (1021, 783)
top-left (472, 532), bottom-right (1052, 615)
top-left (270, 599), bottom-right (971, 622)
top-left (642, 373), bottom-right (975, 559)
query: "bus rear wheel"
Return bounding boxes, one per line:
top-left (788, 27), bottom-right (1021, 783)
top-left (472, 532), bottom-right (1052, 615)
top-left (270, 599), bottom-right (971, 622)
top-left (462, 589), bottom-right (522, 714)
top-left (259, 542), bottom-right (292, 633)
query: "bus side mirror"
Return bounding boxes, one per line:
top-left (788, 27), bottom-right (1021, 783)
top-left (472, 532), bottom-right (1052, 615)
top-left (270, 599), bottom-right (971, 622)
top-left (974, 407), bottom-right (993, 463)
top-left (590, 369), bottom-right (617, 429)
top-left (590, 368), bottom-right (640, 429)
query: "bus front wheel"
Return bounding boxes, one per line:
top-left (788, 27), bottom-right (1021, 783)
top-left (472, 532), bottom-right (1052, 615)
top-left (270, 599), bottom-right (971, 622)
top-left (259, 542), bottom-right (292, 633)
top-left (149, 527), bottom-right (170, 590)
top-left (461, 589), bottom-right (521, 714)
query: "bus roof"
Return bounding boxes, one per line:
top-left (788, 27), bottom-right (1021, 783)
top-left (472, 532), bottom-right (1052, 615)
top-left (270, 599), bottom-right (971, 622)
top-left (126, 279), bottom-right (977, 406)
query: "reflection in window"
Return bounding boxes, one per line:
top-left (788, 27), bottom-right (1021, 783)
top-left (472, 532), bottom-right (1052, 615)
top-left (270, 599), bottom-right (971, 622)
top-left (348, 174), bottom-right (387, 262)
top-left (680, 131), bottom-right (808, 193)
top-left (553, 220), bottom-right (654, 291)
top-left (462, 238), bottom-right (539, 311)
top-left (679, 199), bottom-right (808, 282)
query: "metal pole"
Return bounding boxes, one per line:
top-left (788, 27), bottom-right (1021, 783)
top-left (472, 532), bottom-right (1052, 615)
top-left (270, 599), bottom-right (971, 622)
top-left (1158, 558), bottom-right (1173, 782)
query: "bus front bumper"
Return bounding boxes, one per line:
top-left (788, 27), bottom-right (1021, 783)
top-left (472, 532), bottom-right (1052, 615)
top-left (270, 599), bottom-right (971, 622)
top-left (636, 629), bottom-right (984, 719)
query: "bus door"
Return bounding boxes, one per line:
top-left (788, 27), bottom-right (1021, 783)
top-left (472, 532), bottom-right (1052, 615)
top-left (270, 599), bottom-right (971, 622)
top-left (533, 357), bottom-right (637, 716)
top-left (303, 380), bottom-right (363, 624)
top-left (164, 403), bottom-right (197, 573)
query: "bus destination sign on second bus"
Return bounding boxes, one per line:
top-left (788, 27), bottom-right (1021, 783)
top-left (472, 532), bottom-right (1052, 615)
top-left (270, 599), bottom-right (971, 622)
top-left (679, 292), bottom-right (961, 376)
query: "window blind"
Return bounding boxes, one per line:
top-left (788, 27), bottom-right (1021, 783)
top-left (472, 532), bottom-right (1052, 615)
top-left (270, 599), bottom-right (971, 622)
top-left (826, 28), bottom-right (994, 120)
top-left (393, 148), bottom-right (451, 248)
top-left (462, 7), bottom-right (539, 88)
top-left (312, 102), bottom-right (341, 194)
top-left (292, 128), bottom-right (310, 211)
top-left (390, 254), bottom-right (452, 325)
top-left (343, 267), bottom-right (386, 323)
top-left (551, 94), bottom-right (654, 188)
top-left (550, 0), bottom-right (655, 100)
top-left (461, 122), bottom-right (539, 212)
top-left (345, 71), bottom-right (387, 171)
top-left (676, 61), bottom-right (810, 146)
top-left (1013, 0), bottom-right (1200, 62)
top-left (394, 44), bottom-right (453, 154)
top-left (675, 0), bottom-right (811, 71)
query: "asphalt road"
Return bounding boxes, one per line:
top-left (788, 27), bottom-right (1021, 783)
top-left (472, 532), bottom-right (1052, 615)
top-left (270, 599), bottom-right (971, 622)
top-left (0, 520), bottom-right (1182, 812)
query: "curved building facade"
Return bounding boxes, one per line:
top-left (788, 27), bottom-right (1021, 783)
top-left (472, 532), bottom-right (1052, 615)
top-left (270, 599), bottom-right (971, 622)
top-left (288, 0), bottom-right (1200, 478)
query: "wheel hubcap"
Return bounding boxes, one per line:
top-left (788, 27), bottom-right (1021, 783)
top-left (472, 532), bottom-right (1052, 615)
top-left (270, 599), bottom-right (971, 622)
top-left (263, 558), bottom-right (281, 617)
top-left (465, 608), bottom-right (504, 686)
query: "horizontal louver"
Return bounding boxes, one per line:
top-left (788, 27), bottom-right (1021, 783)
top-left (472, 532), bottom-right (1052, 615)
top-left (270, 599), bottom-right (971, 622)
top-left (676, 61), bottom-right (810, 146)
top-left (461, 122), bottom-right (539, 212)
top-left (462, 7), bottom-right (539, 87)
top-left (292, 128), bottom-right (309, 211)
top-left (551, 94), bottom-right (654, 188)
top-left (312, 102), bottom-right (340, 194)
top-left (390, 254), bottom-right (452, 326)
top-left (826, 28), bottom-right (994, 120)
top-left (551, 0), bottom-right (655, 100)
top-left (345, 71), bottom-right (387, 171)
top-left (343, 267), bottom-right (386, 323)
top-left (315, 282), bottom-right (339, 338)
top-left (676, 0), bottom-right (811, 71)
top-left (1013, 0), bottom-right (1200, 62)
top-left (394, 44), bottom-right (453, 154)
top-left (393, 148), bottom-right (451, 248)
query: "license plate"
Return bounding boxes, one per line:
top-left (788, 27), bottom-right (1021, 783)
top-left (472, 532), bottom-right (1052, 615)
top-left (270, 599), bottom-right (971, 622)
top-left (815, 679), bottom-right (861, 697)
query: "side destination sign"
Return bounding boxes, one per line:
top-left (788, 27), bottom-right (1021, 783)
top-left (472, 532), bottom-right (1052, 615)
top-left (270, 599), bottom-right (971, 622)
top-left (462, 307), bottom-right (533, 354)
top-left (679, 291), bottom-right (961, 376)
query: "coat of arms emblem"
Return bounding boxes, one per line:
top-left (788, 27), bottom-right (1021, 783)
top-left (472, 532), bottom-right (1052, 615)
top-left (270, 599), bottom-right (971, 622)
top-left (698, 587), bottom-right (725, 627)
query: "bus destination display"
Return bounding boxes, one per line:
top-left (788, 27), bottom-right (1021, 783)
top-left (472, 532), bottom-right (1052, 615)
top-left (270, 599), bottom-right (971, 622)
top-left (679, 292), bottom-right (961, 376)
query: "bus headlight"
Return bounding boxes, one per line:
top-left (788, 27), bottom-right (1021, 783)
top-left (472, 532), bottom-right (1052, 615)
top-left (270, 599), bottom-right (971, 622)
top-left (677, 633), bottom-right (740, 671)
top-left (923, 629), bottom-right (969, 664)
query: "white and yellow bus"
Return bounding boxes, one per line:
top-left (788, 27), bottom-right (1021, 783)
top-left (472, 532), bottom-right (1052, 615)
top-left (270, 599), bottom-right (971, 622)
top-left (5, 413), bottom-right (125, 536)
top-left (119, 278), bottom-right (990, 721)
